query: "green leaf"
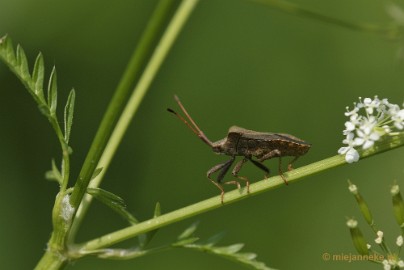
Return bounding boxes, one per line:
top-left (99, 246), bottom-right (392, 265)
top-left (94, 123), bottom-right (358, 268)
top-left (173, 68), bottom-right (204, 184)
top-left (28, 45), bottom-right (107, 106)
top-left (391, 185), bottom-right (404, 230)
top-left (96, 248), bottom-right (147, 260)
top-left (140, 202), bottom-right (162, 248)
top-left (173, 237), bottom-right (199, 247)
top-left (32, 52), bottom-right (45, 100)
top-left (180, 243), bottom-right (275, 270)
top-left (203, 232), bottom-right (226, 247)
top-left (177, 222), bottom-right (199, 240)
top-left (0, 35), bottom-right (16, 64)
top-left (64, 89), bottom-right (75, 143)
top-left (38, 104), bottom-right (50, 117)
top-left (86, 188), bottom-right (139, 224)
top-left (16, 44), bottom-right (30, 80)
top-left (47, 66), bottom-right (58, 114)
top-left (45, 159), bottom-right (63, 185)
top-left (91, 167), bottom-right (103, 180)
top-left (6, 38), bottom-right (15, 63)
top-left (216, 243), bottom-right (244, 254)
top-left (153, 201), bottom-right (161, 217)
top-left (173, 224), bottom-right (276, 270)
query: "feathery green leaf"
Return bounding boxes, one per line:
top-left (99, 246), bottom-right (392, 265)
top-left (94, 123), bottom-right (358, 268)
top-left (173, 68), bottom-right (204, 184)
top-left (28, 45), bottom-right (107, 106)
top-left (177, 222), bottom-right (199, 240)
top-left (86, 188), bottom-right (139, 224)
top-left (45, 159), bottom-right (63, 185)
top-left (154, 202), bottom-right (161, 217)
top-left (47, 67), bottom-right (58, 114)
top-left (16, 44), bottom-right (30, 81)
top-left (32, 52), bottom-right (45, 100)
top-left (173, 223), bottom-right (275, 270)
top-left (140, 202), bottom-right (162, 248)
top-left (64, 89), bottom-right (75, 144)
top-left (96, 248), bottom-right (147, 260)
top-left (2, 36), bottom-right (16, 64)
top-left (202, 232), bottom-right (226, 246)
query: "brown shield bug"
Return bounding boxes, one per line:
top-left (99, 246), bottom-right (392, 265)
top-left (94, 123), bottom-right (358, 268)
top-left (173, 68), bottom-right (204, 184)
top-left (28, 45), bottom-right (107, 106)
top-left (167, 95), bottom-right (311, 203)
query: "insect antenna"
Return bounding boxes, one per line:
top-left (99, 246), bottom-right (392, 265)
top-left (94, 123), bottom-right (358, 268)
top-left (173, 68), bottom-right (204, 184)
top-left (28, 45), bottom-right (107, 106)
top-left (167, 95), bottom-right (213, 147)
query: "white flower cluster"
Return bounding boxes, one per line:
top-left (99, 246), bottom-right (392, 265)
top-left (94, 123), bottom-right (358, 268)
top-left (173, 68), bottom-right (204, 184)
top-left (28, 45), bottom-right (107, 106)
top-left (338, 96), bottom-right (404, 163)
top-left (382, 257), bottom-right (404, 270)
top-left (376, 232), bottom-right (404, 270)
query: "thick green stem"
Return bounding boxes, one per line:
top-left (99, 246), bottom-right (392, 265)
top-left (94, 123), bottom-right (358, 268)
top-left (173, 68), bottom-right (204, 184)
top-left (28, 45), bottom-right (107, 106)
top-left (34, 249), bottom-right (68, 270)
top-left (77, 134), bottom-right (404, 252)
top-left (69, 0), bottom-right (178, 211)
top-left (48, 116), bottom-right (70, 191)
top-left (69, 0), bottom-right (199, 242)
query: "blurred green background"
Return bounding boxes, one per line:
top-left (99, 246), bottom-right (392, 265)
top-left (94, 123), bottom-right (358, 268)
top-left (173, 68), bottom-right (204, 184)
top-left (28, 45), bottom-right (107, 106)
top-left (1, 0), bottom-right (404, 269)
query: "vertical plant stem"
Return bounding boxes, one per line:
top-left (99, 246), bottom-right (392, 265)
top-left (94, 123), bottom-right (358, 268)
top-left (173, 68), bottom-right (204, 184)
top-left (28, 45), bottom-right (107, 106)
top-left (69, 0), bottom-right (199, 241)
top-left (92, 0), bottom-right (199, 185)
top-left (69, 0), bottom-right (178, 213)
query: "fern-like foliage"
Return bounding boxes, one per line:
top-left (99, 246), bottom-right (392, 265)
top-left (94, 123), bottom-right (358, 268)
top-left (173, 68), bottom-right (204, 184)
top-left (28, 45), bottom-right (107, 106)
top-left (0, 35), bottom-right (75, 188)
top-left (0, 35), bottom-right (75, 144)
top-left (89, 222), bottom-right (276, 270)
top-left (173, 223), bottom-right (276, 270)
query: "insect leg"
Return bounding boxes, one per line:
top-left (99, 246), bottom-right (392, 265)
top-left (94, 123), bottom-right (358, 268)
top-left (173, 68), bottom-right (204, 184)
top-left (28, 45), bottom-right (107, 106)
top-left (287, 156), bottom-right (300, 171)
top-left (248, 158), bottom-right (270, 178)
top-left (258, 149), bottom-right (281, 162)
top-left (257, 150), bottom-right (288, 185)
top-left (231, 158), bottom-right (250, 193)
top-left (207, 157), bottom-right (235, 203)
top-left (278, 157), bottom-right (288, 185)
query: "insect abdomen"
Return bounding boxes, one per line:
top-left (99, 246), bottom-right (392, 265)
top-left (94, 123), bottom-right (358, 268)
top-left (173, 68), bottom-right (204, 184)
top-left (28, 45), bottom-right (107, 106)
top-left (237, 137), bottom-right (310, 158)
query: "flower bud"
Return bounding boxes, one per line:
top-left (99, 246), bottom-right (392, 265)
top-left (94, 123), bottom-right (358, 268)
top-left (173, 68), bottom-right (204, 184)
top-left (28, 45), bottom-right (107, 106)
top-left (348, 181), bottom-right (373, 225)
top-left (391, 185), bottom-right (404, 228)
top-left (397, 235), bottom-right (403, 247)
top-left (347, 218), bottom-right (369, 255)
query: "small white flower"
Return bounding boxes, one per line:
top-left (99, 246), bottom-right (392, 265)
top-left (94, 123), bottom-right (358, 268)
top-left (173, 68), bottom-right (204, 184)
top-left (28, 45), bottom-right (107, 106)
top-left (345, 148), bottom-right (360, 163)
top-left (344, 121), bottom-right (356, 132)
top-left (383, 125), bottom-right (392, 133)
top-left (345, 105), bottom-right (359, 117)
top-left (360, 116), bottom-right (377, 134)
top-left (398, 260), bottom-right (404, 267)
top-left (354, 128), bottom-right (380, 150)
top-left (338, 147), bottom-right (359, 163)
top-left (375, 231), bottom-right (383, 244)
top-left (388, 103), bottom-right (400, 115)
top-left (366, 243), bottom-right (371, 249)
top-left (391, 185), bottom-right (400, 195)
top-left (363, 97), bottom-right (380, 115)
top-left (338, 133), bottom-right (359, 163)
top-left (348, 183), bottom-right (358, 194)
top-left (383, 260), bottom-right (391, 270)
top-left (397, 235), bottom-right (403, 247)
top-left (346, 219), bottom-right (358, 228)
top-left (392, 109), bottom-right (404, 130)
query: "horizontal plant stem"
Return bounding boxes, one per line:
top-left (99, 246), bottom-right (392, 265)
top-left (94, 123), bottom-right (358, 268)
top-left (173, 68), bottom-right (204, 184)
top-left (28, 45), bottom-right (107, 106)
top-left (77, 134), bottom-right (404, 252)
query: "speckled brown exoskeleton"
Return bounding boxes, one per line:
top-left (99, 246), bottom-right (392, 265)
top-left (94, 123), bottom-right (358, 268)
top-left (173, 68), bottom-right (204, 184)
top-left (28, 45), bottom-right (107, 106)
top-left (167, 95), bottom-right (311, 203)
